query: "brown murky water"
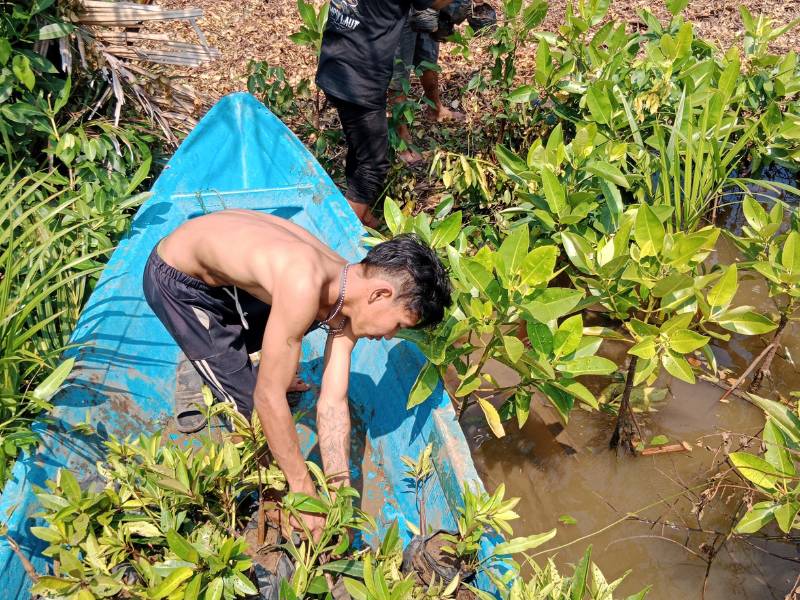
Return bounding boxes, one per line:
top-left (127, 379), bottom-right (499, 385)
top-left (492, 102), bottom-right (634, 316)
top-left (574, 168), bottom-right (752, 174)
top-left (462, 181), bottom-right (800, 599)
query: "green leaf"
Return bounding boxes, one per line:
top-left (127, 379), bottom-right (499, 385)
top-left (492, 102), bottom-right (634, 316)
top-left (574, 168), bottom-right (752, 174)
top-left (707, 264), bottom-right (738, 310)
top-left (0, 39), bottom-right (10, 65)
top-left (729, 452), bottom-right (782, 490)
top-left (31, 526), bottom-right (63, 543)
top-left (322, 560), bottom-right (365, 578)
top-left (734, 501), bottom-right (778, 534)
top-left (661, 350), bottom-right (695, 383)
top-left (502, 335), bottom-right (525, 364)
top-left (383, 198), bottom-right (403, 235)
top-left (666, 0), bottom-right (689, 15)
top-left (763, 420), bottom-right (796, 477)
top-left (748, 394), bottom-right (800, 442)
top-left (149, 567), bottom-right (194, 599)
top-left (407, 362), bottom-right (439, 409)
top-left (650, 435), bottom-right (669, 445)
top-left (520, 245), bottom-right (559, 286)
top-left (554, 314), bottom-right (583, 357)
top-left (11, 54), bottom-right (34, 91)
top-left (525, 288), bottom-right (583, 323)
top-left (32, 358), bottom-right (74, 402)
top-left (781, 231), bottom-right (800, 275)
top-left (495, 144), bottom-right (528, 179)
top-left (204, 577), bottom-right (223, 600)
top-left (478, 399), bottom-right (505, 438)
top-left (742, 196), bottom-right (768, 232)
top-left (628, 336), bottom-right (656, 360)
top-left (541, 169), bottom-right (567, 216)
top-left (31, 577), bottom-right (78, 595)
top-left (507, 84), bottom-right (538, 104)
top-left (430, 211), bottom-right (462, 249)
top-left (586, 84), bottom-right (612, 124)
top-left (492, 529), bottom-right (556, 555)
top-left (556, 356), bottom-right (617, 376)
top-left (166, 530), bottom-right (199, 564)
top-left (634, 204), bottom-right (665, 257)
top-left (527, 321), bottom-right (554, 355)
top-left (498, 223), bottom-right (529, 276)
top-left (558, 514), bottom-right (577, 525)
top-left (561, 231), bottom-right (594, 273)
top-left (342, 578), bottom-right (368, 600)
top-left (183, 574), bottom-right (202, 600)
top-left (667, 329), bottom-right (709, 354)
top-left (586, 161), bottom-right (629, 188)
top-left (715, 307), bottom-right (777, 335)
top-left (571, 546), bottom-right (592, 600)
top-left (36, 22), bottom-right (75, 40)
top-left (58, 469), bottom-right (82, 503)
top-left (774, 502), bottom-right (799, 533)
top-left (31, 0), bottom-right (56, 15)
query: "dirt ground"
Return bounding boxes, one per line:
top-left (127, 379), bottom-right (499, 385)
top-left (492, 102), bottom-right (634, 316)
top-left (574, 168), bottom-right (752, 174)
top-left (155, 0), bottom-right (800, 114)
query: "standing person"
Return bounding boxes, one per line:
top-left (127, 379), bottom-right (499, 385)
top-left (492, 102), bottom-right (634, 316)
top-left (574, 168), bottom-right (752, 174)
top-left (316, 0), bottom-right (452, 228)
top-left (389, 11), bottom-right (465, 165)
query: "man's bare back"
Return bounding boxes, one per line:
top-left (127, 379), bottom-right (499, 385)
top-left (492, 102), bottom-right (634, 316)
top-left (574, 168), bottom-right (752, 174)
top-left (158, 210), bottom-right (345, 317)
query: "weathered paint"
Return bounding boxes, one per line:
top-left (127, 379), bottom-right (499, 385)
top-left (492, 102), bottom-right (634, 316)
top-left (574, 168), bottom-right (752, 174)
top-left (0, 93), bottom-right (496, 597)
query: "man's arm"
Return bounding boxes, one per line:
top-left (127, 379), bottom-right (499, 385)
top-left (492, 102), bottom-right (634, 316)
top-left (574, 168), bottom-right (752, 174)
top-left (316, 325), bottom-right (356, 488)
top-left (253, 278), bottom-right (320, 496)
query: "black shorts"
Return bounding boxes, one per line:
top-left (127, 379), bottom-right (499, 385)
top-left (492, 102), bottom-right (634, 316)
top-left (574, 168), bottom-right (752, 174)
top-left (143, 244), bottom-right (317, 419)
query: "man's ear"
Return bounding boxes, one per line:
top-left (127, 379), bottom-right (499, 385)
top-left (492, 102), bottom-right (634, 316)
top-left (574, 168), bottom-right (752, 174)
top-left (368, 282), bottom-right (393, 304)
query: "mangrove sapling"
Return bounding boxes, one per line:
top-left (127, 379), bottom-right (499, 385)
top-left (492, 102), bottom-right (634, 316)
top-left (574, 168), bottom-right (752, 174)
top-left (723, 198), bottom-right (800, 396)
top-left (378, 198), bottom-right (616, 436)
top-left (401, 442), bottom-right (435, 537)
top-left (562, 205), bottom-right (777, 453)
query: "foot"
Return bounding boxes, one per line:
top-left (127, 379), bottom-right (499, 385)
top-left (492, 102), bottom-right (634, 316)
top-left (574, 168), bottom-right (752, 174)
top-left (426, 106), bottom-right (466, 123)
top-left (397, 147), bottom-right (424, 166)
top-left (347, 198), bottom-right (381, 229)
top-left (288, 375), bottom-right (310, 393)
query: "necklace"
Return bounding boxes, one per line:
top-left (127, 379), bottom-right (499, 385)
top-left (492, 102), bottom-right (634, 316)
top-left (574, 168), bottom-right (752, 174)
top-left (318, 263), bottom-right (351, 335)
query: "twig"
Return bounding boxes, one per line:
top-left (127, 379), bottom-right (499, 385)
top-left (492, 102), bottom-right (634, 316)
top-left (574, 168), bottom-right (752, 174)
top-left (3, 533), bottom-right (39, 583)
top-left (720, 340), bottom-right (776, 401)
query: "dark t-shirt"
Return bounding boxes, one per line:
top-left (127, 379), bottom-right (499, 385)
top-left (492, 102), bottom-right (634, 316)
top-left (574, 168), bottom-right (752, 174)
top-left (316, 0), bottom-right (435, 109)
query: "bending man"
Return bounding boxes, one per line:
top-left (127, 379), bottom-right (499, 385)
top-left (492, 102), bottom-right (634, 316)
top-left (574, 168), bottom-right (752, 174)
top-left (143, 210), bottom-right (452, 540)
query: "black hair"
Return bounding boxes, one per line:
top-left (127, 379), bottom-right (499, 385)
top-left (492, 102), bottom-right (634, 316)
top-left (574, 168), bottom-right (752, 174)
top-left (361, 234), bottom-right (453, 329)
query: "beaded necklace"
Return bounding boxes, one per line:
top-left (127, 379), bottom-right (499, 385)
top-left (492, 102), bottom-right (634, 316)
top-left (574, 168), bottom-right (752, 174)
top-left (318, 263), bottom-right (351, 335)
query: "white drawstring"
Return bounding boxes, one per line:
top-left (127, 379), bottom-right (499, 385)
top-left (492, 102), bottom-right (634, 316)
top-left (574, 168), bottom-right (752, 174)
top-left (223, 286), bottom-right (250, 330)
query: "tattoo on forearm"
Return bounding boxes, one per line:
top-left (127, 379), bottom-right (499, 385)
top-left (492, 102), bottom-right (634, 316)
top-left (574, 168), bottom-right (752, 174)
top-left (317, 401), bottom-right (351, 485)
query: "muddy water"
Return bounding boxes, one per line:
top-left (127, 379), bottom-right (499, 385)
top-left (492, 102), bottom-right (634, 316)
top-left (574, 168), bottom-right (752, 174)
top-left (463, 173), bottom-right (800, 599)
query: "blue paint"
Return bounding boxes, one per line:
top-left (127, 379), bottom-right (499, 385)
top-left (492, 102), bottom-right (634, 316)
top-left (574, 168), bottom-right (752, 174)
top-left (0, 94), bottom-right (496, 597)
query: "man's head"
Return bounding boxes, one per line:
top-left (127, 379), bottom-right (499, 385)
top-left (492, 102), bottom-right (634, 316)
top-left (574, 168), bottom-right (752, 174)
top-left (349, 234), bottom-right (452, 340)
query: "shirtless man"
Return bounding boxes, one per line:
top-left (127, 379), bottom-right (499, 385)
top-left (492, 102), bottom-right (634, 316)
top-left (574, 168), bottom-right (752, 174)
top-left (143, 209), bottom-right (452, 540)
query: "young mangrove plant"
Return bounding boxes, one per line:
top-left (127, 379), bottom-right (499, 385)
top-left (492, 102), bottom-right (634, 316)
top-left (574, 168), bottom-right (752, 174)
top-left (724, 199), bottom-right (800, 395)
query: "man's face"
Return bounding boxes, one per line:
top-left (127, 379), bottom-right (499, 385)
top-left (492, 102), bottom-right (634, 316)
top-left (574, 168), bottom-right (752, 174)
top-left (351, 286), bottom-right (419, 341)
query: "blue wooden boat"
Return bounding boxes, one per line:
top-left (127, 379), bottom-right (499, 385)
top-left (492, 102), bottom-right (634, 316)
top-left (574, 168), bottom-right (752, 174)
top-left (0, 93), bottom-right (493, 597)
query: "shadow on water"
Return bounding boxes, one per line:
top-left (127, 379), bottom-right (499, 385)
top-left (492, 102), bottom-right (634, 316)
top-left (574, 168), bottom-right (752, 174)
top-left (463, 165), bottom-right (800, 600)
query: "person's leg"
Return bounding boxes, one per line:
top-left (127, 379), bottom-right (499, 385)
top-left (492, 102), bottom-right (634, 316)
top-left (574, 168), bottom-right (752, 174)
top-left (326, 94), bottom-right (389, 228)
top-left (418, 35), bottom-right (464, 123)
top-left (143, 248), bottom-right (256, 431)
top-left (389, 19), bottom-right (423, 165)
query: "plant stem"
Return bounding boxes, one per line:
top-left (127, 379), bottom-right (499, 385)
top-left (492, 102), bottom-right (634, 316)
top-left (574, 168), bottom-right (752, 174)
top-left (750, 311), bottom-right (790, 391)
top-left (609, 355), bottom-right (639, 454)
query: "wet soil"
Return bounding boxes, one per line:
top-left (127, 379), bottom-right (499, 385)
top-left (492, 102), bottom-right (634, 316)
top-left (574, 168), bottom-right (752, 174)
top-left (407, 532), bottom-right (477, 599)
